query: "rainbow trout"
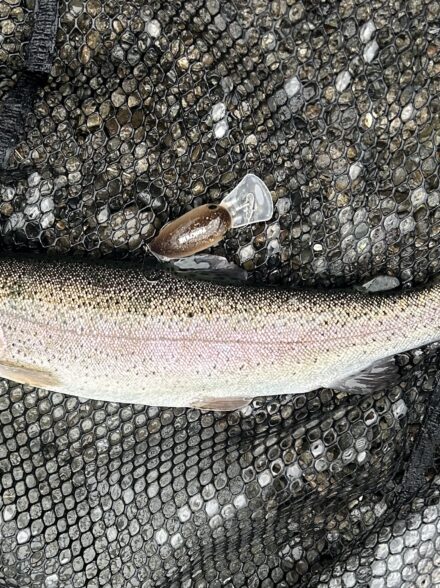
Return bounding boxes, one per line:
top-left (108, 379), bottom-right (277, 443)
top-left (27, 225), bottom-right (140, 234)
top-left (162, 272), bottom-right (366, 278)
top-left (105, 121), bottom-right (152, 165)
top-left (0, 254), bottom-right (438, 410)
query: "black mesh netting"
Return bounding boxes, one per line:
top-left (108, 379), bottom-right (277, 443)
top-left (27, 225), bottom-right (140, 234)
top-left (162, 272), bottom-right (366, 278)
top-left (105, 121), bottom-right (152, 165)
top-left (0, 0), bottom-right (439, 586)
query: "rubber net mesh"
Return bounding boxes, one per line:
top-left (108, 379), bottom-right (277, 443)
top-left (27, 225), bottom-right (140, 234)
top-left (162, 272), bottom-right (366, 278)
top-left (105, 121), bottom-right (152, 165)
top-left (0, 0), bottom-right (439, 586)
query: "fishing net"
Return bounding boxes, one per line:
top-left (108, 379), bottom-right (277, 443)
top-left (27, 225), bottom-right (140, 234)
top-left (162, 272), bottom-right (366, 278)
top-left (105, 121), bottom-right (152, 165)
top-left (0, 0), bottom-right (439, 586)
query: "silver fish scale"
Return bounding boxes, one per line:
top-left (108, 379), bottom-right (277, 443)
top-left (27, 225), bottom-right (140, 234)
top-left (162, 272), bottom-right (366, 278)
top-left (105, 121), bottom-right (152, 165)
top-left (0, 0), bottom-right (439, 587)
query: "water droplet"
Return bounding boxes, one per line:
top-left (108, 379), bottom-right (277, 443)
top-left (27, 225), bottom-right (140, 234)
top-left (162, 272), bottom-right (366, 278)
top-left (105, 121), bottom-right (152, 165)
top-left (146, 19), bottom-right (161, 38)
top-left (349, 162), bottom-right (363, 180)
top-left (284, 75), bottom-right (301, 98)
top-left (311, 440), bottom-right (325, 457)
top-left (211, 102), bottom-right (227, 122)
top-left (155, 528), bottom-right (168, 545)
top-left (28, 172), bottom-right (41, 187)
top-left (45, 574), bottom-right (59, 588)
top-left (401, 104), bottom-right (414, 122)
top-left (392, 399), bottom-right (408, 419)
top-left (214, 118), bottom-right (229, 138)
top-left (267, 239), bottom-right (280, 256)
top-left (411, 187), bottom-right (427, 207)
top-left (400, 216), bottom-right (415, 234)
top-left (363, 40), bottom-right (379, 63)
top-left (286, 464), bottom-right (302, 480)
top-left (258, 471), bottom-right (272, 487)
top-left (360, 20), bottom-right (376, 43)
top-left (233, 494), bottom-right (248, 509)
top-left (239, 244), bottom-right (254, 263)
top-left (3, 505), bottom-right (16, 521)
top-left (336, 70), bottom-right (351, 92)
top-left (17, 528), bottom-right (30, 544)
top-left (206, 499), bottom-right (219, 517)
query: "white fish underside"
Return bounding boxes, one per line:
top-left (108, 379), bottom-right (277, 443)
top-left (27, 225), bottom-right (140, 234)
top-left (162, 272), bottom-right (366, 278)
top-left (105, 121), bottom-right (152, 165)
top-left (0, 256), bottom-right (438, 409)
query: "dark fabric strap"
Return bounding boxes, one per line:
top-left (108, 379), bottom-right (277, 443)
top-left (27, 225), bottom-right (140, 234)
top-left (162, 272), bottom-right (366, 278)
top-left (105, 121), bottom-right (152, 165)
top-left (26, 0), bottom-right (59, 74)
top-left (0, 0), bottom-right (58, 170)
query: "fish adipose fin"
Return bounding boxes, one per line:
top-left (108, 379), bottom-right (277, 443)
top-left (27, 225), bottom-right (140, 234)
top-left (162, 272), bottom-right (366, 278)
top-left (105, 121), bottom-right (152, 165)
top-left (192, 397), bottom-right (251, 411)
top-left (329, 356), bottom-right (399, 395)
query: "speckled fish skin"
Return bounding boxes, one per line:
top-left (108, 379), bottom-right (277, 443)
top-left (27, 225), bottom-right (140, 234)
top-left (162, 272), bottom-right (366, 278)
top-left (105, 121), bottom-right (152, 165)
top-left (0, 255), bottom-right (438, 408)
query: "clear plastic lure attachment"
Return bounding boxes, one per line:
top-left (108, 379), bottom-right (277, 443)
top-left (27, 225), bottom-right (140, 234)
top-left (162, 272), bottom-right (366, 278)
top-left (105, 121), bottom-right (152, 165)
top-left (220, 173), bottom-right (273, 228)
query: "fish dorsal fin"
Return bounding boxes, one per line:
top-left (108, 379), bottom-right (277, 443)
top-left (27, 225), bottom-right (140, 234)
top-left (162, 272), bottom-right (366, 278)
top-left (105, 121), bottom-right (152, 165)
top-left (169, 254), bottom-right (248, 284)
top-left (355, 275), bottom-right (400, 293)
top-left (328, 356), bottom-right (399, 395)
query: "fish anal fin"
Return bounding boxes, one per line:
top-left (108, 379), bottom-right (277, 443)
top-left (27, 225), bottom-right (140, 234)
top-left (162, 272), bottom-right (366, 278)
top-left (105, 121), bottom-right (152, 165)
top-left (0, 358), bottom-right (60, 389)
top-left (192, 397), bottom-right (251, 412)
top-left (328, 356), bottom-right (398, 395)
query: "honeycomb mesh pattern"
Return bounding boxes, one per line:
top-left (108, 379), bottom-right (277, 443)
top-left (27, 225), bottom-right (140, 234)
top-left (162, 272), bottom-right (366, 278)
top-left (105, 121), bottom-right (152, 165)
top-left (0, 0), bottom-right (439, 586)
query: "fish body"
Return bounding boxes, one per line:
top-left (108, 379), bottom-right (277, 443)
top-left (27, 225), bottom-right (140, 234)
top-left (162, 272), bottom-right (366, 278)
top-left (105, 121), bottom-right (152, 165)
top-left (0, 255), bottom-right (438, 409)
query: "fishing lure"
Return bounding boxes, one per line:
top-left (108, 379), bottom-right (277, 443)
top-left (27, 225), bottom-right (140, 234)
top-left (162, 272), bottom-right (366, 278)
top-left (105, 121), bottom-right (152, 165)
top-left (148, 174), bottom-right (273, 260)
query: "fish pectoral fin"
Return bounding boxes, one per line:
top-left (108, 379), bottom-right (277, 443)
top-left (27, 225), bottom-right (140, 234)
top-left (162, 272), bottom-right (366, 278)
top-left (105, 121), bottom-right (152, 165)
top-left (0, 358), bottom-right (60, 389)
top-left (192, 397), bottom-right (251, 412)
top-left (328, 356), bottom-right (399, 395)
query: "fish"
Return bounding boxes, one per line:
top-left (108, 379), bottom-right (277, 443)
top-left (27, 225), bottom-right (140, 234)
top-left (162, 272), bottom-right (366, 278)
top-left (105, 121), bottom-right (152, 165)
top-left (0, 253), bottom-right (438, 410)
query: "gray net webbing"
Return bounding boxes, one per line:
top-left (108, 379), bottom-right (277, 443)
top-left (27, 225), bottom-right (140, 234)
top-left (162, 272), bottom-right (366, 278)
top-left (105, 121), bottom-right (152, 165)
top-left (0, 1), bottom-right (439, 586)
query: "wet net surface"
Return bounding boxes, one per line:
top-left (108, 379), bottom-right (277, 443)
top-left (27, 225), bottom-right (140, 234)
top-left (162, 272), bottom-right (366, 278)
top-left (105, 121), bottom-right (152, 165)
top-left (0, 0), bottom-right (439, 586)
